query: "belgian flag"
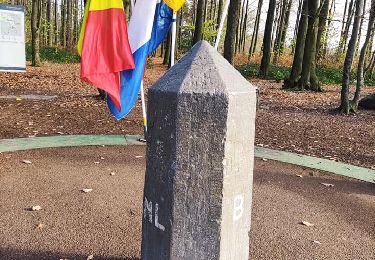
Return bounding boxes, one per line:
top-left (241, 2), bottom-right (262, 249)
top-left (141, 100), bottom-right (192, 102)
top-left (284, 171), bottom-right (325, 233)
top-left (77, 0), bottom-right (135, 111)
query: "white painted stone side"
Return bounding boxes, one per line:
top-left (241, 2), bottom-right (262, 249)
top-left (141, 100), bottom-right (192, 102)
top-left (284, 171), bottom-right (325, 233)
top-left (219, 89), bottom-right (257, 260)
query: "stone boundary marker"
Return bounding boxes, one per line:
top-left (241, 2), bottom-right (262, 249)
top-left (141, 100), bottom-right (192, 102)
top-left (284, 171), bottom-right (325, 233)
top-left (141, 41), bottom-right (257, 259)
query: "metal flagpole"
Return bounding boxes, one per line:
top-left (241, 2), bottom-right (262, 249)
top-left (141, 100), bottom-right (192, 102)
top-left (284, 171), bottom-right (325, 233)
top-left (214, 0), bottom-right (230, 50)
top-left (171, 12), bottom-right (177, 67)
top-left (140, 81), bottom-right (148, 137)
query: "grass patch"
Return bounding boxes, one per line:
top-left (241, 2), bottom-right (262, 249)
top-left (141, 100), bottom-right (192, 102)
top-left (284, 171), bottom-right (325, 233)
top-left (26, 45), bottom-right (80, 64)
top-left (237, 63), bottom-right (375, 86)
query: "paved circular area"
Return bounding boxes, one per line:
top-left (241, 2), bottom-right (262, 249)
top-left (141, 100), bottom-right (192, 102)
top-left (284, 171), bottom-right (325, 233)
top-left (0, 146), bottom-right (374, 260)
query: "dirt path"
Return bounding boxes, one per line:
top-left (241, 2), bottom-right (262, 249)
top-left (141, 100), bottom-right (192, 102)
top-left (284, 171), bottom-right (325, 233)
top-left (0, 146), bottom-right (374, 260)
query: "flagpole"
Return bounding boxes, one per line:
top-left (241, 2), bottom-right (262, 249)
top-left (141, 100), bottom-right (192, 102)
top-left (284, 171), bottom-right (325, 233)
top-left (140, 80), bottom-right (148, 137)
top-left (171, 12), bottom-right (177, 66)
top-left (214, 0), bottom-right (230, 50)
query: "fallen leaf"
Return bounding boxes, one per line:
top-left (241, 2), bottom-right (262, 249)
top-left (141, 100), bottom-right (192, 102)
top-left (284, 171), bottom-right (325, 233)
top-left (87, 255), bottom-right (94, 260)
top-left (31, 205), bottom-right (42, 211)
top-left (135, 156), bottom-right (143, 159)
top-left (16, 97), bottom-right (22, 101)
top-left (313, 240), bottom-right (322, 245)
top-left (262, 158), bottom-right (268, 161)
top-left (94, 161), bottom-right (100, 164)
top-left (321, 183), bottom-right (334, 188)
top-left (36, 223), bottom-right (45, 230)
top-left (301, 221), bottom-right (314, 227)
top-left (22, 160), bottom-right (32, 164)
top-left (100, 157), bottom-right (105, 160)
top-left (296, 174), bottom-right (303, 178)
top-left (110, 172), bottom-right (116, 176)
top-left (82, 189), bottom-right (93, 193)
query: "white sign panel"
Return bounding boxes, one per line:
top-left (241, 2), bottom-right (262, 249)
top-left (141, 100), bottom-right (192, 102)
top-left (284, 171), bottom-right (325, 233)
top-left (0, 4), bottom-right (26, 72)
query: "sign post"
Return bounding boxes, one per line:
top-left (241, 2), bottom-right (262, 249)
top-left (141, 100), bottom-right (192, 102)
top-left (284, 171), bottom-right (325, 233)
top-left (0, 4), bottom-right (26, 72)
top-left (141, 41), bottom-right (257, 260)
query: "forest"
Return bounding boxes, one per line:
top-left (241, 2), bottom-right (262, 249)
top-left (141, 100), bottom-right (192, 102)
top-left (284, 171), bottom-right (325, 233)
top-left (2, 0), bottom-right (375, 114)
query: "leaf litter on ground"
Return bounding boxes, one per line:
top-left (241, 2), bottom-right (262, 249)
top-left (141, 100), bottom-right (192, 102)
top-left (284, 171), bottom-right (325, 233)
top-left (31, 205), bottom-right (42, 211)
top-left (321, 183), bottom-right (334, 187)
top-left (22, 160), bottom-right (32, 164)
top-left (301, 221), bottom-right (314, 227)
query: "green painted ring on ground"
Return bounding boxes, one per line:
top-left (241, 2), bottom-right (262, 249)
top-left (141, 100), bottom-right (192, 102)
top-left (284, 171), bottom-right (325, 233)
top-left (0, 135), bottom-right (374, 184)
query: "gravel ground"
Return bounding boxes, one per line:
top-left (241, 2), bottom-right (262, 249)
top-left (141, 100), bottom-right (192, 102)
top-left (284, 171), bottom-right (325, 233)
top-left (0, 146), bottom-right (374, 260)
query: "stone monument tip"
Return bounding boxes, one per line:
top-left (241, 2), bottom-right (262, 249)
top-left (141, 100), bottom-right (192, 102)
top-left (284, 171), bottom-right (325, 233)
top-left (150, 40), bottom-right (257, 95)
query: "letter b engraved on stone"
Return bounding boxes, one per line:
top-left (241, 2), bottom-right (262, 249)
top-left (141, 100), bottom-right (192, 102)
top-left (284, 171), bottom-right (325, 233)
top-left (233, 194), bottom-right (244, 222)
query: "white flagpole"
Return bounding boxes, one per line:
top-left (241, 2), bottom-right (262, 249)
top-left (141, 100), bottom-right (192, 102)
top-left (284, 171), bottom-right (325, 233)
top-left (140, 81), bottom-right (148, 136)
top-left (214, 0), bottom-right (230, 50)
top-left (171, 12), bottom-right (177, 66)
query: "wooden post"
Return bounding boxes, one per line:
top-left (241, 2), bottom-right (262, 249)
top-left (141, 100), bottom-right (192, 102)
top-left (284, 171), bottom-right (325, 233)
top-left (141, 41), bottom-right (257, 260)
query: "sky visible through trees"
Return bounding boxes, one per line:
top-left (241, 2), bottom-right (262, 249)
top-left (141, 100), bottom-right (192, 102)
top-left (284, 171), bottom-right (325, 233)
top-left (256, 0), bottom-right (372, 49)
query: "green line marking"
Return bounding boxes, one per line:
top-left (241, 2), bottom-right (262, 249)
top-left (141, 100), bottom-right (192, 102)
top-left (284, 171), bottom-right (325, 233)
top-left (0, 135), bottom-right (374, 184)
top-left (0, 135), bottom-right (143, 152)
top-left (256, 147), bottom-right (375, 184)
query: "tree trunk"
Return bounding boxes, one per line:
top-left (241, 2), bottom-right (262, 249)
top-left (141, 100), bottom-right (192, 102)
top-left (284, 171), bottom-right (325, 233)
top-left (323, 0), bottom-right (335, 57)
top-left (338, 0), bottom-right (355, 54)
top-left (352, 0), bottom-right (375, 111)
top-left (297, 0), bottom-right (322, 91)
top-left (284, 0), bottom-right (308, 89)
top-left (31, 0), bottom-right (42, 66)
top-left (192, 0), bottom-right (204, 44)
top-left (54, 0), bottom-right (58, 45)
top-left (355, 0), bottom-right (367, 57)
top-left (340, 0), bottom-right (364, 113)
top-left (163, 31), bottom-right (172, 67)
top-left (223, 0), bottom-right (241, 64)
top-left (61, 0), bottom-right (66, 47)
top-left (241, 0), bottom-right (249, 53)
top-left (248, 0), bottom-right (263, 58)
top-left (216, 0), bottom-right (223, 29)
top-left (259, 0), bottom-right (277, 78)
top-left (316, 0), bottom-right (330, 60)
top-left (278, 0), bottom-right (292, 54)
top-left (46, 0), bottom-right (52, 46)
top-left (66, 0), bottom-right (72, 50)
top-left (293, 0), bottom-right (303, 40)
top-left (273, 0), bottom-right (286, 58)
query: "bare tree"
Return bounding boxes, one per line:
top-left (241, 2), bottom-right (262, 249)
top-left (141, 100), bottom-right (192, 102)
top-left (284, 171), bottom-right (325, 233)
top-left (259, 0), bottom-right (277, 78)
top-left (340, 0), bottom-right (365, 113)
top-left (223, 0), bottom-right (241, 64)
top-left (31, 0), bottom-right (42, 66)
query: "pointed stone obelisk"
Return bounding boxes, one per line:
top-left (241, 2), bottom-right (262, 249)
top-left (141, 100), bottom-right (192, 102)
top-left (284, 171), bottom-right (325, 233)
top-left (141, 41), bottom-right (257, 260)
